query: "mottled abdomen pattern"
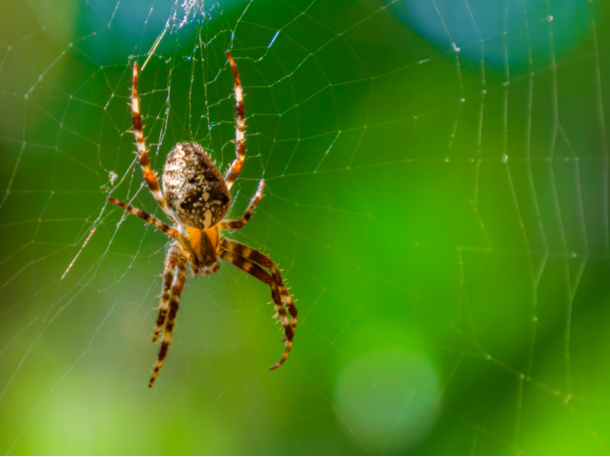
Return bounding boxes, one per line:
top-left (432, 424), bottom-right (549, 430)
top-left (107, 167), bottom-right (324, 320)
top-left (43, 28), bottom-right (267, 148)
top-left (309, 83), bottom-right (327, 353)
top-left (162, 142), bottom-right (230, 229)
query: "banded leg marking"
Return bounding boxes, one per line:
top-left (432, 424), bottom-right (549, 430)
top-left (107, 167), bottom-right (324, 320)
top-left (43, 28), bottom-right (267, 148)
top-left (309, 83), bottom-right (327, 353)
top-left (224, 52), bottom-right (246, 190)
top-left (108, 197), bottom-right (178, 238)
top-left (149, 252), bottom-right (188, 388)
top-left (131, 63), bottom-right (172, 217)
top-left (218, 180), bottom-right (265, 230)
top-left (153, 242), bottom-right (182, 342)
top-left (221, 239), bottom-right (297, 370)
top-left (224, 239), bottom-right (297, 334)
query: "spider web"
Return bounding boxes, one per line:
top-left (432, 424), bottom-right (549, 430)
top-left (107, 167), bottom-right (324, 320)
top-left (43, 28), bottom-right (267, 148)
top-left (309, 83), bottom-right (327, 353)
top-left (1, 0), bottom-right (609, 454)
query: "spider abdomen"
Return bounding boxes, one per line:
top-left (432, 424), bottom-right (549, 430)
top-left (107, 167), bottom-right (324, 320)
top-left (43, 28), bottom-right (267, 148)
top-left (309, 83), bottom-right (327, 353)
top-left (162, 142), bottom-right (230, 229)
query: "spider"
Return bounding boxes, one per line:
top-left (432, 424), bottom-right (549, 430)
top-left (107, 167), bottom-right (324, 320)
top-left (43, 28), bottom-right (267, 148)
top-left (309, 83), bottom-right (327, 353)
top-left (109, 52), bottom-right (298, 388)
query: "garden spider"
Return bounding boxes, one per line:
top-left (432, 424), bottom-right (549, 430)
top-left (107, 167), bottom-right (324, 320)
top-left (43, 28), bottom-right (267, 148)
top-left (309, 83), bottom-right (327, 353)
top-left (109, 52), bottom-right (298, 388)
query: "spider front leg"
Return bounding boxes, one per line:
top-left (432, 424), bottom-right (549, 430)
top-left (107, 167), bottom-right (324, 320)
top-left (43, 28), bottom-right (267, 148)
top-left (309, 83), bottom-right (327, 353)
top-left (218, 180), bottom-right (265, 230)
top-left (149, 242), bottom-right (188, 388)
top-left (220, 238), bottom-right (297, 370)
top-left (153, 242), bottom-right (182, 342)
top-left (131, 63), bottom-right (173, 219)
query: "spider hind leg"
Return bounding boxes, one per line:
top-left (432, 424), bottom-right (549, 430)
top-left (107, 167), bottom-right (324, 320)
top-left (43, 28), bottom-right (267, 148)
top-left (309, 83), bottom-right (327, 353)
top-left (131, 62), bottom-right (173, 219)
top-left (223, 52), bottom-right (246, 190)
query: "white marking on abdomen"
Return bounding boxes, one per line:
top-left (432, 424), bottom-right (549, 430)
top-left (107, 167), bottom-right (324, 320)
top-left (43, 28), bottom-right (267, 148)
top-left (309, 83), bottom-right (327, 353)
top-left (203, 209), bottom-right (212, 228)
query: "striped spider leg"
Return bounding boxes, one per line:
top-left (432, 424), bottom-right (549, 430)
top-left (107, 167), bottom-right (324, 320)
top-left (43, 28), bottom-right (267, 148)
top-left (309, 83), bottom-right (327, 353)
top-left (108, 52), bottom-right (298, 388)
top-left (223, 51), bottom-right (246, 190)
top-left (219, 238), bottom-right (298, 369)
top-left (130, 62), bottom-right (173, 219)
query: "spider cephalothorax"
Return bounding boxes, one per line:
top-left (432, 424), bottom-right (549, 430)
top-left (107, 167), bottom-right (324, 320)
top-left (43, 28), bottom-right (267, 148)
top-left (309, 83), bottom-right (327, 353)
top-left (108, 53), bottom-right (298, 387)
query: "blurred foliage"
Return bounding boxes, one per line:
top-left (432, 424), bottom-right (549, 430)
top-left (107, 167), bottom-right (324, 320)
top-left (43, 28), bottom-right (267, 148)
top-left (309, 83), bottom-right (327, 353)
top-left (1, 0), bottom-right (610, 454)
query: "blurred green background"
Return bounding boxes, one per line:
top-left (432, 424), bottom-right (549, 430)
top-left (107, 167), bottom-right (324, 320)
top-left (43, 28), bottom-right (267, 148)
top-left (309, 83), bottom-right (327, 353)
top-left (1, 0), bottom-right (610, 454)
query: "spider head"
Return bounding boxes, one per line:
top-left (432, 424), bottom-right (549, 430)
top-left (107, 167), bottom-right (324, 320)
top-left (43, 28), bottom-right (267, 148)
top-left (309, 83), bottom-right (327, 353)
top-left (179, 226), bottom-right (221, 275)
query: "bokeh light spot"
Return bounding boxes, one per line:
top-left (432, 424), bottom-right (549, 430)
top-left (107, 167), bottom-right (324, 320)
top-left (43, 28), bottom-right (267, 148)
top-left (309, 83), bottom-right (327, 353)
top-left (393, 0), bottom-right (597, 71)
top-left (334, 349), bottom-right (440, 453)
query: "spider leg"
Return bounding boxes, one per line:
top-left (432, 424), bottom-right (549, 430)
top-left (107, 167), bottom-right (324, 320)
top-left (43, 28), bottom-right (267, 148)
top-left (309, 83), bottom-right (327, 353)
top-left (153, 242), bottom-right (182, 342)
top-left (149, 247), bottom-right (188, 388)
top-left (218, 179), bottom-right (265, 230)
top-left (131, 62), bottom-right (173, 218)
top-left (224, 52), bottom-right (246, 190)
top-left (220, 239), bottom-right (297, 370)
top-left (108, 197), bottom-right (178, 238)
top-left (200, 260), bottom-right (221, 276)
